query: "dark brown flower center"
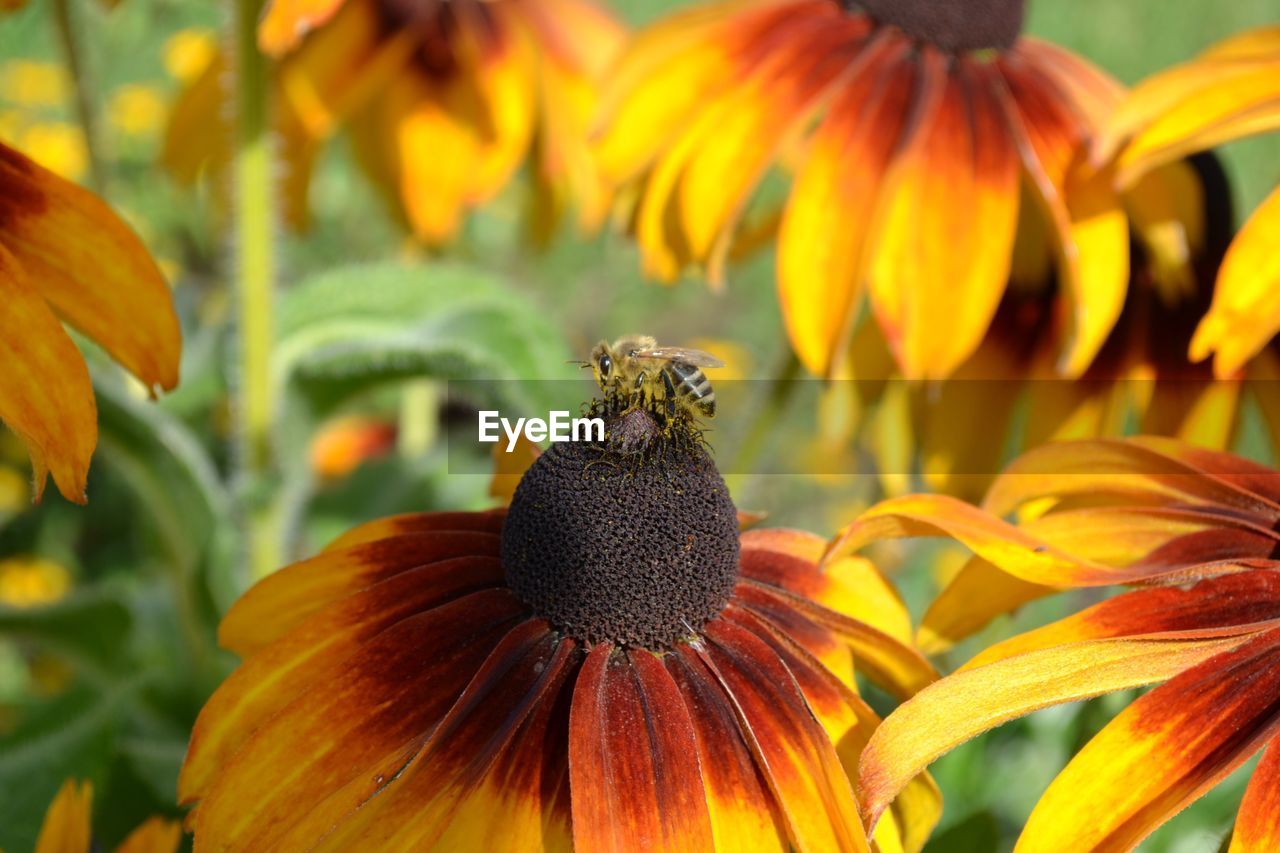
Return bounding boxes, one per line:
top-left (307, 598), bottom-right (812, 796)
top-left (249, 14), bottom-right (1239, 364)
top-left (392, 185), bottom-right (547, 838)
top-left (501, 409), bottom-right (740, 649)
top-left (374, 0), bottom-right (500, 76)
top-left (842, 0), bottom-right (1025, 52)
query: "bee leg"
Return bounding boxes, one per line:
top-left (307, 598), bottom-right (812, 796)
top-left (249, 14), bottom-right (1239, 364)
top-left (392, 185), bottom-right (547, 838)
top-left (661, 370), bottom-right (678, 424)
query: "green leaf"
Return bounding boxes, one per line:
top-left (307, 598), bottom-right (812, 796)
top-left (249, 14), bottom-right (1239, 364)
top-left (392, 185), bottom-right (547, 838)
top-left (0, 683), bottom-right (136, 851)
top-left (0, 590), bottom-right (131, 677)
top-left (93, 378), bottom-right (239, 613)
top-left (276, 261), bottom-right (579, 419)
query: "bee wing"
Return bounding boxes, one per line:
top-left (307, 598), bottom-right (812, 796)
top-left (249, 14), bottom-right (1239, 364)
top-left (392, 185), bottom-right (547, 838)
top-left (632, 346), bottom-right (726, 368)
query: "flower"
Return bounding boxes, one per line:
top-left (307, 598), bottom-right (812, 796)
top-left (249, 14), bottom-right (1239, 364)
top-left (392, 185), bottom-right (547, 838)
top-left (0, 555), bottom-right (71, 607)
top-left (833, 437), bottom-right (1280, 850)
top-left (180, 405), bottom-right (941, 850)
top-left (165, 0), bottom-right (625, 243)
top-left (595, 0), bottom-right (1164, 381)
top-left (308, 414), bottom-right (398, 480)
top-left (1095, 25), bottom-right (1280, 379)
top-left (34, 779), bottom-right (181, 853)
top-left (0, 141), bottom-right (180, 503)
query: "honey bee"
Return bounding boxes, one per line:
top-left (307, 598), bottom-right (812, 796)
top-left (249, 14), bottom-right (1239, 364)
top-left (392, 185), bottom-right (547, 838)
top-left (589, 335), bottom-right (725, 420)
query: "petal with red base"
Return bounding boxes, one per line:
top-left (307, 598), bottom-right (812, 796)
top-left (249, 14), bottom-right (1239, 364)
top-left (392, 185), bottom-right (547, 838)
top-left (569, 644), bottom-right (715, 852)
top-left (1018, 628), bottom-right (1280, 851)
top-left (181, 555), bottom-right (505, 799)
top-left (694, 619), bottom-right (869, 852)
top-left (220, 529), bottom-right (501, 654)
top-left (187, 590), bottom-right (525, 848)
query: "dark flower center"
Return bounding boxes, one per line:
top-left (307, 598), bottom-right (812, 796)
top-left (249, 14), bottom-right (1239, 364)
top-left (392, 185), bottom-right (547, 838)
top-left (842, 0), bottom-right (1025, 52)
top-left (501, 409), bottom-right (740, 649)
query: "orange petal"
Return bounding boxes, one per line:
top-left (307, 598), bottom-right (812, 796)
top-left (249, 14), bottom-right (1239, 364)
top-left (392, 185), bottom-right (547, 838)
top-left (489, 434), bottom-right (541, 504)
top-left (741, 528), bottom-right (913, 644)
top-left (1191, 185), bottom-right (1280, 377)
top-left (116, 817), bottom-right (182, 853)
top-left (859, 634), bottom-right (1250, 831)
top-left (867, 57), bottom-right (1019, 380)
top-left (693, 619), bottom-right (869, 852)
top-left (733, 580), bottom-right (937, 700)
top-left (594, 0), bottom-right (804, 184)
top-left (1230, 739), bottom-right (1280, 853)
top-left (569, 645), bottom-right (715, 852)
top-left (180, 555), bottom-right (504, 802)
top-left (323, 508), bottom-right (505, 551)
top-left (1017, 628), bottom-right (1280, 851)
top-left (917, 556), bottom-right (1053, 654)
top-left (983, 437), bottom-right (1280, 518)
top-left (34, 779), bottom-right (92, 853)
top-left (300, 621), bottom-right (576, 851)
top-left (967, 570), bottom-right (1280, 670)
top-left (188, 590), bottom-right (526, 849)
top-left (0, 144), bottom-right (179, 394)
top-left (219, 529), bottom-right (502, 655)
top-left (0, 245), bottom-right (96, 503)
top-left (258, 0), bottom-right (349, 55)
top-left (776, 36), bottom-right (919, 377)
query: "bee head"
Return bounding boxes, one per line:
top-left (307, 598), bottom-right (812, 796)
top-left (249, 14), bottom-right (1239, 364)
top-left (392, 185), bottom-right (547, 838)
top-left (588, 341), bottom-right (614, 391)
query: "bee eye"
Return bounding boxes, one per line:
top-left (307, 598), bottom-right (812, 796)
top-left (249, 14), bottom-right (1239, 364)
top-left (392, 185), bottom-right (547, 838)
top-left (598, 355), bottom-right (612, 377)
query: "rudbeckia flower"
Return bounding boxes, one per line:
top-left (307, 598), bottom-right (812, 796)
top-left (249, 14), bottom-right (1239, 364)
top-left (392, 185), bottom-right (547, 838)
top-left (35, 779), bottom-right (181, 853)
top-left (595, 0), bottom-right (1146, 381)
top-left (0, 141), bottom-right (180, 503)
top-left (165, 0), bottom-right (625, 243)
top-left (832, 437), bottom-right (1280, 850)
top-left (1096, 26), bottom-right (1280, 379)
top-left (180, 405), bottom-right (942, 850)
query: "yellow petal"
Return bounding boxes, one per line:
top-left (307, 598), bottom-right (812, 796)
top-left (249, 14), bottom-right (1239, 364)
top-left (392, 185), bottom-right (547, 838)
top-left (858, 635), bottom-right (1248, 832)
top-left (34, 779), bottom-right (92, 853)
top-left (1190, 185), bottom-right (1280, 377)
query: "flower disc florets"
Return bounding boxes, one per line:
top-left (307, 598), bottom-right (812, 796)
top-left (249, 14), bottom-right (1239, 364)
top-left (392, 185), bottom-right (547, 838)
top-left (842, 0), bottom-right (1025, 52)
top-left (501, 408), bottom-right (740, 649)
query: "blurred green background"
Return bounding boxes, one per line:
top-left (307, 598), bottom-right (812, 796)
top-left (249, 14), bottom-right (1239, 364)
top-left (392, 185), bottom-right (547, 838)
top-left (0, 0), bottom-right (1278, 850)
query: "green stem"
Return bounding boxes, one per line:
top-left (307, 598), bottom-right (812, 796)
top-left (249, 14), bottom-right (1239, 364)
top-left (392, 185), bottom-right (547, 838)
top-left (232, 0), bottom-right (280, 579)
top-left (50, 0), bottom-right (107, 192)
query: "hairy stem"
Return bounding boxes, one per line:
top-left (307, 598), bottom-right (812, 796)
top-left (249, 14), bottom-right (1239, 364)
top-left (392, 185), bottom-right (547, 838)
top-left (232, 0), bottom-right (281, 579)
top-left (51, 0), bottom-right (107, 191)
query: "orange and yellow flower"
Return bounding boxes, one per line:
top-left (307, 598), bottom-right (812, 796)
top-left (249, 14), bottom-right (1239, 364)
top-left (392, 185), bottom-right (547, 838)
top-left (595, 0), bottom-right (1170, 382)
top-left (0, 141), bottom-right (180, 503)
top-left (180, 407), bottom-right (940, 851)
top-left (1096, 25), bottom-right (1280, 379)
top-left (166, 0), bottom-right (625, 244)
top-left (834, 437), bottom-right (1280, 850)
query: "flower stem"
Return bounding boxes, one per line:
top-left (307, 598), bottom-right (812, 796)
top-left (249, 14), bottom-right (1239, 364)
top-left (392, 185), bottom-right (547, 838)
top-left (50, 0), bottom-right (107, 192)
top-left (231, 0), bottom-right (280, 579)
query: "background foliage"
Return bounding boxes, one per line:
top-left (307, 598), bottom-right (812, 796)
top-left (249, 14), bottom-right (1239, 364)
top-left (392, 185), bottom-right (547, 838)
top-left (0, 0), bottom-right (1278, 850)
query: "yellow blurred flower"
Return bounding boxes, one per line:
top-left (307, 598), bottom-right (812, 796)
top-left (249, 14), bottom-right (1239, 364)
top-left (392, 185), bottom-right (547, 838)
top-left (0, 556), bottom-right (71, 608)
top-left (19, 122), bottom-right (88, 181)
top-left (108, 85), bottom-right (166, 139)
top-left (163, 28), bottom-right (217, 83)
top-left (1097, 25), bottom-right (1280, 379)
top-left (165, 0), bottom-right (626, 242)
top-left (0, 465), bottom-right (26, 513)
top-left (34, 779), bottom-right (181, 853)
top-left (0, 59), bottom-right (68, 108)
